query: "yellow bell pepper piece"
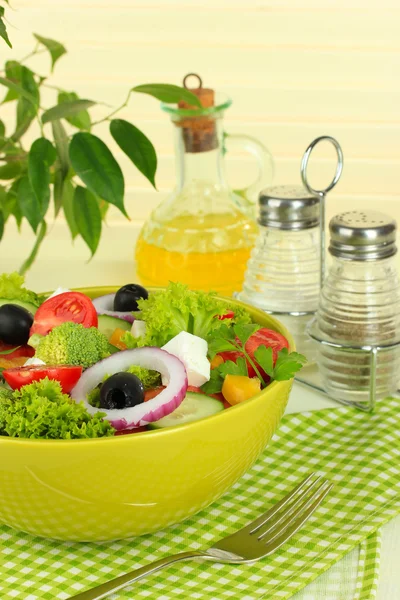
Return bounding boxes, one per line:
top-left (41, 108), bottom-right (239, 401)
top-left (222, 374), bottom-right (261, 405)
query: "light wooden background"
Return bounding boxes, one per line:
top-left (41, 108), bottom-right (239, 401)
top-left (1, 0), bottom-right (399, 291)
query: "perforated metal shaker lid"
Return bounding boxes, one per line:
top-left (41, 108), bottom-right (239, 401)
top-left (258, 185), bottom-right (320, 230)
top-left (329, 210), bottom-right (397, 260)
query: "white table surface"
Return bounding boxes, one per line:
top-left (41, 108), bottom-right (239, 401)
top-left (287, 382), bottom-right (400, 600)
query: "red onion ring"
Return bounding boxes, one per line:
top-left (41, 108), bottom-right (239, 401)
top-left (70, 348), bottom-right (188, 429)
top-left (92, 293), bottom-right (135, 323)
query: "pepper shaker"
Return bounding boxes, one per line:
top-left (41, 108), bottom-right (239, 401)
top-left (310, 210), bottom-right (400, 411)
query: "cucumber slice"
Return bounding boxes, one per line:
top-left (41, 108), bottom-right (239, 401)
top-left (148, 391), bottom-right (224, 430)
top-left (97, 314), bottom-right (131, 340)
top-left (0, 298), bottom-right (37, 316)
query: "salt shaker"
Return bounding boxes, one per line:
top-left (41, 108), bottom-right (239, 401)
top-left (237, 136), bottom-right (343, 362)
top-left (310, 210), bottom-right (400, 411)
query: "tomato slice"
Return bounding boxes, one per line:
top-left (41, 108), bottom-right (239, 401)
top-left (144, 386), bottom-right (166, 402)
top-left (0, 341), bottom-right (35, 360)
top-left (246, 328), bottom-right (289, 364)
top-left (218, 328), bottom-right (289, 379)
top-left (115, 426), bottom-right (148, 436)
top-left (217, 310), bottom-right (235, 321)
top-left (2, 365), bottom-right (83, 394)
top-left (30, 292), bottom-right (98, 337)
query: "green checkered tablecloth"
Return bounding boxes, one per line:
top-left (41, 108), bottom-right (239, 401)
top-left (0, 397), bottom-right (398, 600)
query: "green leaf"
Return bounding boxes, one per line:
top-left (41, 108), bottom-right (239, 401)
top-left (42, 99), bottom-right (95, 125)
top-left (69, 132), bottom-right (127, 217)
top-left (273, 348), bottom-right (308, 381)
top-left (33, 34), bottom-right (66, 71)
top-left (218, 357), bottom-right (248, 378)
top-left (234, 323), bottom-right (260, 347)
top-left (53, 168), bottom-right (64, 217)
top-left (13, 67), bottom-right (40, 141)
top-left (57, 91), bottom-right (91, 130)
top-left (73, 185), bottom-right (102, 257)
top-left (0, 160), bottom-right (25, 180)
top-left (132, 84), bottom-right (202, 108)
top-left (5, 179), bottom-right (23, 228)
top-left (17, 176), bottom-right (41, 233)
top-left (62, 180), bottom-right (78, 240)
top-left (19, 221), bottom-right (47, 276)
top-left (98, 198), bottom-right (109, 221)
top-left (0, 120), bottom-right (4, 137)
top-left (28, 138), bottom-right (57, 219)
top-left (51, 120), bottom-right (70, 178)
top-left (254, 346), bottom-right (274, 378)
top-left (207, 337), bottom-right (237, 359)
top-left (2, 61), bottom-right (21, 103)
top-left (110, 119), bottom-right (157, 188)
top-left (0, 207), bottom-right (4, 241)
top-left (201, 369), bottom-right (223, 395)
top-left (0, 7), bottom-right (12, 48)
top-left (0, 74), bottom-right (38, 106)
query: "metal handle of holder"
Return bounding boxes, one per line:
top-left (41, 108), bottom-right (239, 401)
top-left (300, 136), bottom-right (344, 287)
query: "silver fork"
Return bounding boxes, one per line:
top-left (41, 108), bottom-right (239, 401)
top-left (68, 473), bottom-right (332, 600)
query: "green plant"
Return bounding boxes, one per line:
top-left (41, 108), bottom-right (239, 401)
top-left (0, 32), bottom-right (201, 273)
top-left (0, 1), bottom-right (11, 48)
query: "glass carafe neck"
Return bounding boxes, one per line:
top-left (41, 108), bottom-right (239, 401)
top-left (172, 114), bottom-right (228, 193)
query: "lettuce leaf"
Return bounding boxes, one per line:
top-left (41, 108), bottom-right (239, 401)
top-left (0, 272), bottom-right (43, 307)
top-left (0, 378), bottom-right (115, 439)
top-left (123, 282), bottom-right (251, 349)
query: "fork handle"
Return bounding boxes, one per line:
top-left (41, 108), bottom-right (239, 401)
top-left (66, 550), bottom-right (206, 600)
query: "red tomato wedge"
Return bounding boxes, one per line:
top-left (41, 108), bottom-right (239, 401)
top-left (2, 365), bottom-right (83, 394)
top-left (0, 341), bottom-right (35, 360)
top-left (218, 328), bottom-right (289, 378)
top-left (30, 292), bottom-right (98, 337)
top-left (217, 310), bottom-right (235, 321)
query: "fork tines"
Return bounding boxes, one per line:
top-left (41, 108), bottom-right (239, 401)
top-left (249, 473), bottom-right (333, 551)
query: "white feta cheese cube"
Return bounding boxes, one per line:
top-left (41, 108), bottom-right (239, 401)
top-left (23, 357), bottom-right (46, 366)
top-left (130, 320), bottom-right (146, 338)
top-left (48, 287), bottom-right (70, 299)
top-left (162, 331), bottom-right (210, 387)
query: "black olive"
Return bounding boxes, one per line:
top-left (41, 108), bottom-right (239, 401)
top-left (113, 283), bottom-right (148, 312)
top-left (99, 372), bottom-right (145, 410)
top-left (0, 304), bottom-right (34, 345)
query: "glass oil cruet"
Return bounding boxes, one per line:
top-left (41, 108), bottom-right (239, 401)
top-left (135, 73), bottom-right (274, 296)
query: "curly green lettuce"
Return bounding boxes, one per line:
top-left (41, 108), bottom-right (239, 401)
top-left (36, 321), bottom-right (110, 369)
top-left (0, 378), bottom-right (115, 439)
top-left (0, 272), bottom-right (43, 307)
top-left (123, 282), bottom-right (251, 349)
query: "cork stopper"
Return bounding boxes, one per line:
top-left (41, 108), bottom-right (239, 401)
top-left (177, 73), bottom-right (217, 153)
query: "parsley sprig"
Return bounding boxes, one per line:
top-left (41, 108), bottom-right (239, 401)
top-left (202, 323), bottom-right (307, 395)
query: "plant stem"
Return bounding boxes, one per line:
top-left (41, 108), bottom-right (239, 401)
top-left (19, 221), bottom-right (47, 276)
top-left (232, 341), bottom-right (267, 387)
top-left (91, 89), bottom-right (133, 126)
top-left (41, 82), bottom-right (65, 93)
top-left (19, 44), bottom-right (43, 64)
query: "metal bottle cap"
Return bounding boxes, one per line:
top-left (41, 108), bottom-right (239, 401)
top-left (329, 211), bottom-right (397, 261)
top-left (258, 185), bottom-right (320, 230)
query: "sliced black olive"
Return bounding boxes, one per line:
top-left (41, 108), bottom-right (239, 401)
top-left (0, 304), bottom-right (34, 345)
top-left (113, 283), bottom-right (148, 312)
top-left (99, 372), bottom-right (145, 410)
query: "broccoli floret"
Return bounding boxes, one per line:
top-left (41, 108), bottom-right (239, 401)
top-left (0, 378), bottom-right (115, 439)
top-left (36, 321), bottom-right (110, 369)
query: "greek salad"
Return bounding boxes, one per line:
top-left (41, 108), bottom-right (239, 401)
top-left (0, 273), bottom-right (307, 439)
